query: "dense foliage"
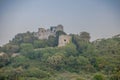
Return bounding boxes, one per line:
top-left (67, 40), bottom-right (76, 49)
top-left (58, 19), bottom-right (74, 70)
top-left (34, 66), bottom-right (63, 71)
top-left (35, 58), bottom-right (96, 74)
top-left (0, 31), bottom-right (120, 80)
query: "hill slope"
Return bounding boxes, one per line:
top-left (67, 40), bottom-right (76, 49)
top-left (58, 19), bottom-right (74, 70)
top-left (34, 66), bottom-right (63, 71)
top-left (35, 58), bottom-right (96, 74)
top-left (0, 32), bottom-right (120, 80)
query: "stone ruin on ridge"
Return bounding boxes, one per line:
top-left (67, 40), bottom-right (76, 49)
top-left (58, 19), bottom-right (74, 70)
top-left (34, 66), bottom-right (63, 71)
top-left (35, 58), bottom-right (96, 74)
top-left (34, 24), bottom-right (71, 47)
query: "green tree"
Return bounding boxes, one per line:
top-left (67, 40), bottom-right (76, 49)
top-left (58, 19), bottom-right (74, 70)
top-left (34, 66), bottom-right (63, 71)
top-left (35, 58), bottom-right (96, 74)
top-left (20, 43), bottom-right (34, 58)
top-left (2, 43), bottom-right (19, 53)
top-left (47, 53), bottom-right (65, 70)
top-left (0, 67), bottom-right (23, 80)
top-left (12, 31), bottom-right (37, 45)
top-left (110, 71), bottom-right (120, 80)
top-left (0, 53), bottom-right (10, 68)
top-left (11, 55), bottom-right (29, 68)
top-left (93, 73), bottom-right (105, 80)
top-left (64, 43), bottom-right (78, 56)
top-left (33, 40), bottom-right (48, 48)
top-left (47, 36), bottom-right (57, 47)
top-left (80, 31), bottom-right (90, 42)
top-left (24, 68), bottom-right (50, 78)
top-left (76, 56), bottom-right (89, 68)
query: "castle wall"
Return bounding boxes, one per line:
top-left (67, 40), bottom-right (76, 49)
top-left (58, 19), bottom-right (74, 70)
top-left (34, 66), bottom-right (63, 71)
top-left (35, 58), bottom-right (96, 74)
top-left (58, 35), bottom-right (71, 47)
top-left (34, 25), bottom-right (71, 47)
top-left (34, 25), bottom-right (64, 40)
top-left (56, 24), bottom-right (63, 31)
top-left (37, 28), bottom-right (49, 39)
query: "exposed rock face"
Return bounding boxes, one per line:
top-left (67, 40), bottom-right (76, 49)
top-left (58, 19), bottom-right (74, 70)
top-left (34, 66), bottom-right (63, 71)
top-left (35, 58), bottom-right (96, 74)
top-left (58, 35), bottom-right (71, 47)
top-left (11, 53), bottom-right (20, 57)
top-left (0, 52), bottom-right (5, 56)
top-left (34, 24), bottom-right (63, 39)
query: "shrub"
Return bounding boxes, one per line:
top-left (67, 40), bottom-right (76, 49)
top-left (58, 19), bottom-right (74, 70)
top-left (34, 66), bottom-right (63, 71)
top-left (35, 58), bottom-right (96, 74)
top-left (24, 68), bottom-right (50, 78)
top-left (93, 74), bottom-right (105, 80)
top-left (110, 72), bottom-right (120, 80)
top-left (76, 77), bottom-right (85, 80)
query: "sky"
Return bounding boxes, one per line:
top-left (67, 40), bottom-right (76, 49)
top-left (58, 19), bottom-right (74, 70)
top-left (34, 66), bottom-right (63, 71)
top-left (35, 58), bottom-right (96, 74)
top-left (0, 0), bottom-right (120, 46)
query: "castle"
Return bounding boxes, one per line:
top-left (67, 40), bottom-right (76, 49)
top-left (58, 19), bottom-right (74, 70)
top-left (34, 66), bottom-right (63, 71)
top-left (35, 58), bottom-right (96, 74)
top-left (34, 24), bottom-right (63, 39)
top-left (34, 25), bottom-right (71, 47)
top-left (58, 35), bottom-right (71, 47)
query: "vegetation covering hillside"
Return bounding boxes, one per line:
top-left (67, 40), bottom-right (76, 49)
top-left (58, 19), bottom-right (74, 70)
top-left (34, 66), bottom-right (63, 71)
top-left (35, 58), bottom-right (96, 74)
top-left (0, 31), bottom-right (120, 80)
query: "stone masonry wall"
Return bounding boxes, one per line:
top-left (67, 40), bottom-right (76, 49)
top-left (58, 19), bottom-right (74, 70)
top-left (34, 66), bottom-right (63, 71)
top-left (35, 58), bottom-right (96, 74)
top-left (58, 35), bottom-right (71, 47)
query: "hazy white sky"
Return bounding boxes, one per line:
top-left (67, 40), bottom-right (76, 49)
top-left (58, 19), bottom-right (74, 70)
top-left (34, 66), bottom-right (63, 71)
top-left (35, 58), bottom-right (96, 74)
top-left (0, 0), bottom-right (120, 46)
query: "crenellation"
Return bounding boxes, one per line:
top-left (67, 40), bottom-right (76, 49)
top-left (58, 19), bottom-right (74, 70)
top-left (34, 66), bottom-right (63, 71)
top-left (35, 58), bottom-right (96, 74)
top-left (34, 24), bottom-right (64, 40)
top-left (34, 24), bottom-right (71, 46)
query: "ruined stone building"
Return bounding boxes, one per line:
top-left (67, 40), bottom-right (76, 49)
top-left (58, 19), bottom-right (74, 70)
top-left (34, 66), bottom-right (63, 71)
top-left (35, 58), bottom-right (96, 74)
top-left (34, 24), bottom-right (71, 47)
top-left (34, 24), bottom-right (63, 39)
top-left (58, 35), bottom-right (71, 47)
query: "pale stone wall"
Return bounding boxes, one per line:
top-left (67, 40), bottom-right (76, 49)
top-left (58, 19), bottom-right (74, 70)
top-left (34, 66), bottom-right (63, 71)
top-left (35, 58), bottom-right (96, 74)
top-left (34, 25), bottom-right (71, 47)
top-left (58, 35), bottom-right (71, 47)
top-left (0, 52), bottom-right (5, 56)
top-left (34, 25), bottom-right (64, 40)
top-left (38, 28), bottom-right (49, 39)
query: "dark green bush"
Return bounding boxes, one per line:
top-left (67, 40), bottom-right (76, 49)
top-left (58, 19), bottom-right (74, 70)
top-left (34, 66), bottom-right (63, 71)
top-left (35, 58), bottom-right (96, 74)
top-left (93, 74), bottom-right (105, 80)
top-left (110, 72), bottom-right (120, 80)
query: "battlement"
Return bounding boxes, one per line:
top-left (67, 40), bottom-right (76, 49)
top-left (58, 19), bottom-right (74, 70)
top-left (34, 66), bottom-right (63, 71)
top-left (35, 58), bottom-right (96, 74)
top-left (34, 24), bottom-right (64, 39)
top-left (50, 24), bottom-right (63, 33)
top-left (34, 24), bottom-right (71, 47)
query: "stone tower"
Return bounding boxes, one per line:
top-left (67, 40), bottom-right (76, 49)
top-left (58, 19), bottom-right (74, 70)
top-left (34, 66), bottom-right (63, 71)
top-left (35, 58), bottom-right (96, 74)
top-left (50, 24), bottom-right (63, 33)
top-left (58, 35), bottom-right (71, 47)
top-left (35, 28), bottom-right (49, 39)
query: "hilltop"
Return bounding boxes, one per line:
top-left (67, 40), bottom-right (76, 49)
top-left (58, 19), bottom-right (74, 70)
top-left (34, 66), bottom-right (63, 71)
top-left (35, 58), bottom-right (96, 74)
top-left (0, 25), bottom-right (120, 80)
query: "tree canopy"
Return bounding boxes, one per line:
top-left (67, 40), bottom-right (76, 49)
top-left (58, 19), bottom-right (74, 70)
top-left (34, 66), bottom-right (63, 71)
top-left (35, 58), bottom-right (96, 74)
top-left (0, 31), bottom-right (120, 80)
